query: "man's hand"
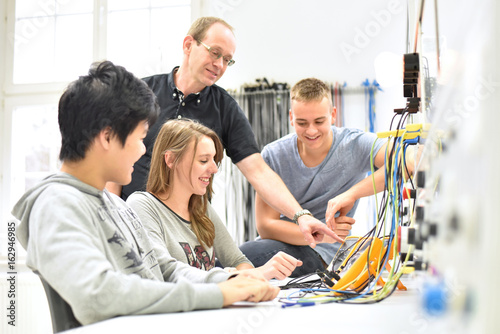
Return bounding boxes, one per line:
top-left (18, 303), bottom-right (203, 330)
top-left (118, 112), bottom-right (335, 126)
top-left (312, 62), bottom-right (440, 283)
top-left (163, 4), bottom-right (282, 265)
top-left (297, 214), bottom-right (343, 248)
top-left (317, 215), bottom-right (354, 243)
top-left (330, 215), bottom-right (355, 240)
top-left (325, 192), bottom-right (357, 230)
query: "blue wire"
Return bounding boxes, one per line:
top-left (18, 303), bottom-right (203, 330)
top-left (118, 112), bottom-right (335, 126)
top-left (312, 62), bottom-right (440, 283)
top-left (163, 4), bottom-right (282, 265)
top-left (362, 79), bottom-right (383, 133)
top-left (288, 124), bottom-right (415, 303)
top-left (392, 137), bottom-right (402, 230)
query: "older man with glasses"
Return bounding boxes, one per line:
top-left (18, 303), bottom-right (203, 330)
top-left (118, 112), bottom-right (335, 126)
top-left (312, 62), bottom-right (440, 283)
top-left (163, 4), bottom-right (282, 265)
top-left (107, 16), bottom-right (341, 248)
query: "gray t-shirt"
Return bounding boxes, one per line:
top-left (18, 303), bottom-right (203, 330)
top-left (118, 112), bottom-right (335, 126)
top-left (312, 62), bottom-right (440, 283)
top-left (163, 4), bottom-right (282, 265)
top-left (261, 126), bottom-right (386, 264)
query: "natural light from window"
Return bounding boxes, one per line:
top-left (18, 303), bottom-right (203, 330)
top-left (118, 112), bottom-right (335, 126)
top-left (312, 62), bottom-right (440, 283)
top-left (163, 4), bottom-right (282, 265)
top-left (2, 0), bottom-right (192, 258)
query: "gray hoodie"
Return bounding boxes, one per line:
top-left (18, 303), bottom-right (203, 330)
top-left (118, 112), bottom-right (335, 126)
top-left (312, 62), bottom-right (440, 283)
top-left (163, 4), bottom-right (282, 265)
top-left (13, 172), bottom-right (229, 325)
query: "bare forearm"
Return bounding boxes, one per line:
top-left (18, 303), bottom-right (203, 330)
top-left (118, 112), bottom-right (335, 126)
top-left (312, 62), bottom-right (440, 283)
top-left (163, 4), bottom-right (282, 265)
top-left (324, 167), bottom-right (385, 227)
top-left (235, 263), bottom-right (254, 271)
top-left (402, 145), bottom-right (423, 178)
top-left (348, 167), bottom-right (386, 199)
top-left (258, 218), bottom-right (310, 246)
top-left (350, 144), bottom-right (422, 198)
top-left (237, 154), bottom-right (301, 220)
top-left (241, 154), bottom-right (340, 247)
top-left (253, 176), bottom-right (301, 220)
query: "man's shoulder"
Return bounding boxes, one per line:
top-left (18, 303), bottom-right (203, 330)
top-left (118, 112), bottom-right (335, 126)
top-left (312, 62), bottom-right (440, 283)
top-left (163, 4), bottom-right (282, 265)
top-left (265, 132), bottom-right (296, 149)
top-left (142, 70), bottom-right (178, 101)
top-left (38, 173), bottom-right (98, 196)
top-left (333, 126), bottom-right (384, 156)
top-left (27, 180), bottom-right (100, 217)
top-left (262, 133), bottom-right (296, 159)
top-left (334, 125), bottom-right (362, 136)
top-left (334, 126), bottom-right (377, 142)
top-left (143, 72), bottom-right (170, 82)
top-left (142, 73), bottom-right (170, 91)
top-left (206, 84), bottom-right (237, 104)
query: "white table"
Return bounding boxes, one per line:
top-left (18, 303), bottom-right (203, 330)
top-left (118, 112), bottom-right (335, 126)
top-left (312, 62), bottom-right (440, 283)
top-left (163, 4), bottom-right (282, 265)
top-left (63, 276), bottom-right (462, 334)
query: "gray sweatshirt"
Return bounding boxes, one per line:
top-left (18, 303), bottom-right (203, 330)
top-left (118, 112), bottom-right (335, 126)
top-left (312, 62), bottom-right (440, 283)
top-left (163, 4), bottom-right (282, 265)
top-left (12, 172), bottom-right (230, 325)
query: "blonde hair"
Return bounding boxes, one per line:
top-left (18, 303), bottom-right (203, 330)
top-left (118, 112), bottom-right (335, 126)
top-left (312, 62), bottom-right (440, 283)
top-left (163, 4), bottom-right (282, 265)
top-left (147, 119), bottom-right (223, 247)
top-left (291, 78), bottom-right (333, 105)
top-left (188, 16), bottom-right (234, 42)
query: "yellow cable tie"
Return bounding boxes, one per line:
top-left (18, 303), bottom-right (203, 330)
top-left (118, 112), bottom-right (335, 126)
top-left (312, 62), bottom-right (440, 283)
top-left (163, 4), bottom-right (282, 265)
top-left (377, 130), bottom-right (401, 138)
top-left (401, 266), bottom-right (415, 274)
top-left (402, 131), bottom-right (420, 140)
top-left (405, 123), bottom-right (423, 131)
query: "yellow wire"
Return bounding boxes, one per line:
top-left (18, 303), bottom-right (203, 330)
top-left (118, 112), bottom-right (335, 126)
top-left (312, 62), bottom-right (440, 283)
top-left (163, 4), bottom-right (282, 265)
top-left (298, 129), bottom-right (417, 304)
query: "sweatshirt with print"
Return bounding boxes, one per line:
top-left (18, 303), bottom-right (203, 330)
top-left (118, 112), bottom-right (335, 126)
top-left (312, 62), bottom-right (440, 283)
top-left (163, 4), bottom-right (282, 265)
top-left (13, 172), bottom-right (230, 325)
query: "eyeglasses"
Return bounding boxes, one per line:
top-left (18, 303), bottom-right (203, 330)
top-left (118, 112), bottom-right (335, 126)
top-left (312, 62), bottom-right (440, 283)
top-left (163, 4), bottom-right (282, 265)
top-left (197, 40), bottom-right (235, 67)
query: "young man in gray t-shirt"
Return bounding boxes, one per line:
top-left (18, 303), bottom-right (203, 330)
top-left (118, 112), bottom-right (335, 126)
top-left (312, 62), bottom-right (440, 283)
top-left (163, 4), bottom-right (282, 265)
top-left (240, 78), bottom-right (389, 277)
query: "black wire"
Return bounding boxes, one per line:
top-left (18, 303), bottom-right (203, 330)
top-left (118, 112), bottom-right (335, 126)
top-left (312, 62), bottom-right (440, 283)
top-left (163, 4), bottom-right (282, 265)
top-left (280, 272), bottom-right (322, 290)
top-left (340, 280), bottom-right (400, 305)
top-left (281, 109), bottom-right (413, 303)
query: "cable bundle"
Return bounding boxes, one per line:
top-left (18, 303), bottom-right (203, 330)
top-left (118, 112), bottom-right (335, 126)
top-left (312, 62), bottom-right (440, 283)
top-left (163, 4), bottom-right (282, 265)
top-left (279, 110), bottom-right (424, 307)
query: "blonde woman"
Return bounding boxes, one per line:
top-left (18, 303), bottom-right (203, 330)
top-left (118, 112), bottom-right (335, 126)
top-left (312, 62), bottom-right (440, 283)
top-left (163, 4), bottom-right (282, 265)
top-left (127, 119), bottom-right (301, 280)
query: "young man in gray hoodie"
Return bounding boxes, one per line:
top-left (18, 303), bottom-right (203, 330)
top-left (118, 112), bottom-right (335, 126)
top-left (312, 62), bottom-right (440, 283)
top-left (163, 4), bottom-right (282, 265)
top-left (12, 61), bottom-right (278, 327)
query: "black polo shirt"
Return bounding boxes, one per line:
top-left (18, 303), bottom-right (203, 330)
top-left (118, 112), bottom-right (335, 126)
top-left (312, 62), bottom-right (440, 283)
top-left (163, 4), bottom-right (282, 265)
top-left (121, 67), bottom-right (259, 200)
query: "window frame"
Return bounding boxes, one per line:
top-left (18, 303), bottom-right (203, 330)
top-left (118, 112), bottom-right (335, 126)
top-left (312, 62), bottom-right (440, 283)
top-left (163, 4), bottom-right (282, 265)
top-left (0, 0), bottom-right (199, 264)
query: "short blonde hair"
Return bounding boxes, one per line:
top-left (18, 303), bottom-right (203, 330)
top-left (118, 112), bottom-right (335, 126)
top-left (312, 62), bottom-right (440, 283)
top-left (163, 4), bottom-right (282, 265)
top-left (291, 78), bottom-right (332, 104)
top-left (188, 16), bottom-right (234, 41)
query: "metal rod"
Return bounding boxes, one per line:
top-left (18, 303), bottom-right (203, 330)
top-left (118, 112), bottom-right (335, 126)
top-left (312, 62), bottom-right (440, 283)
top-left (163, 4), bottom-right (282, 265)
top-left (414, 0), bottom-right (426, 53)
top-left (434, 0), bottom-right (441, 75)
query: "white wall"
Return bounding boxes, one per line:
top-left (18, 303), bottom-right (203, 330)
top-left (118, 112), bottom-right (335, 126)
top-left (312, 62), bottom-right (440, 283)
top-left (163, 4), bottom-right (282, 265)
top-left (203, 0), bottom-right (410, 130)
top-left (201, 0), bottom-right (413, 235)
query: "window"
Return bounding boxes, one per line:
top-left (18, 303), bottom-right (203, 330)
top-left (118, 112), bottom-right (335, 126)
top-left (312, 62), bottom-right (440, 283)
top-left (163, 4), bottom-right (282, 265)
top-left (0, 0), bottom-right (193, 259)
top-left (10, 104), bottom-right (61, 200)
top-left (11, 0), bottom-right (190, 85)
top-left (13, 0), bottom-right (94, 84)
top-left (107, 0), bottom-right (191, 76)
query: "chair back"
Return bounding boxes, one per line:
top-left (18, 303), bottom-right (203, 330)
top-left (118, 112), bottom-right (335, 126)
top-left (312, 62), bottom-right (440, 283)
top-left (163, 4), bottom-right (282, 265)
top-left (36, 273), bottom-right (82, 333)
